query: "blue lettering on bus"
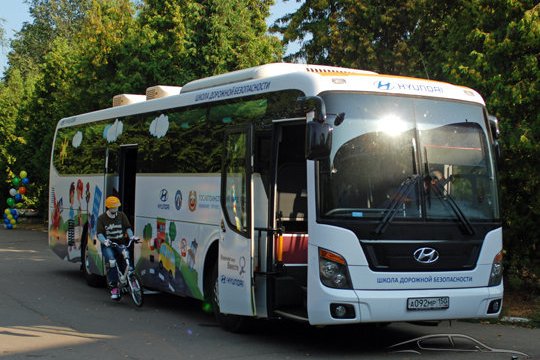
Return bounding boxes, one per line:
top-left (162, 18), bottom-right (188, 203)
top-left (376, 275), bottom-right (473, 285)
top-left (374, 81), bottom-right (444, 94)
top-left (220, 275), bottom-right (244, 288)
top-left (195, 81), bottom-right (271, 102)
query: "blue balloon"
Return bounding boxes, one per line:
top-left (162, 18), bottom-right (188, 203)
top-left (10, 209), bottom-right (18, 216)
top-left (22, 177), bottom-right (30, 185)
top-left (4, 218), bottom-right (10, 224)
top-left (6, 223), bottom-right (13, 229)
top-left (14, 194), bottom-right (22, 202)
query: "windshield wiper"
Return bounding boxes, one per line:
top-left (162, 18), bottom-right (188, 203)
top-left (374, 174), bottom-right (420, 235)
top-left (431, 175), bottom-right (475, 235)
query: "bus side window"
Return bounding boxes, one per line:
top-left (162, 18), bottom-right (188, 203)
top-left (277, 163), bottom-right (307, 223)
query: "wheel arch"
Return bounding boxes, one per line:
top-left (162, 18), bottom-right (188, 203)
top-left (203, 239), bottom-right (219, 298)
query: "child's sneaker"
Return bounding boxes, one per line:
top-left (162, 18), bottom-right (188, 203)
top-left (110, 287), bottom-right (120, 300)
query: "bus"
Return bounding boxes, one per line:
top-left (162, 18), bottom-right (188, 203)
top-left (49, 62), bottom-right (503, 331)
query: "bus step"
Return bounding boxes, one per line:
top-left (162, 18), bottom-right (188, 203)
top-left (143, 289), bottom-right (161, 295)
top-left (274, 308), bottom-right (308, 322)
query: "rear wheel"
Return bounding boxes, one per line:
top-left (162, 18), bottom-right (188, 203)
top-left (81, 231), bottom-right (105, 287)
top-left (128, 273), bottom-right (144, 307)
top-left (208, 264), bottom-right (251, 333)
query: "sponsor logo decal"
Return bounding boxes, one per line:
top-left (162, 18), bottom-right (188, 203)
top-left (374, 80), bottom-right (444, 94)
top-left (188, 190), bottom-right (197, 212)
top-left (158, 189), bottom-right (170, 210)
top-left (175, 190), bottom-right (182, 210)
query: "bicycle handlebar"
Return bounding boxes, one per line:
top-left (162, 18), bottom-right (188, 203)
top-left (110, 237), bottom-right (141, 248)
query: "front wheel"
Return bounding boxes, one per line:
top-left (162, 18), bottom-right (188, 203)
top-left (208, 264), bottom-right (251, 332)
top-left (128, 273), bottom-right (144, 307)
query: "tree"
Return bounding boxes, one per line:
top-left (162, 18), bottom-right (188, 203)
top-left (272, 0), bottom-right (450, 76)
top-left (3, 0), bottom-right (283, 215)
top-left (138, 0), bottom-right (282, 84)
top-left (0, 18), bottom-right (6, 50)
top-left (0, 70), bottom-right (27, 206)
top-left (436, 1), bottom-right (540, 269)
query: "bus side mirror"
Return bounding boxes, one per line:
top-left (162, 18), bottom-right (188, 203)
top-left (306, 121), bottom-right (332, 160)
top-left (488, 115), bottom-right (500, 141)
top-left (488, 115), bottom-right (501, 164)
top-left (297, 96), bottom-right (326, 123)
top-left (297, 96), bottom-right (332, 160)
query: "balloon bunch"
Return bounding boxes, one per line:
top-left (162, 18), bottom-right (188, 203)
top-left (3, 171), bottom-right (30, 230)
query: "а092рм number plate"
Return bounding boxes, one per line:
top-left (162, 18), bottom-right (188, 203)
top-left (407, 297), bottom-right (449, 311)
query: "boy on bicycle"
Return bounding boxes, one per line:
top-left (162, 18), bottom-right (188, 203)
top-left (96, 196), bottom-right (135, 300)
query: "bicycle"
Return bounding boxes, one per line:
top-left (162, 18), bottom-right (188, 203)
top-left (109, 237), bottom-right (144, 307)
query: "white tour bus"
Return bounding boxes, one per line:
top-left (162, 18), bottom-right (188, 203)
top-left (49, 63), bottom-right (503, 331)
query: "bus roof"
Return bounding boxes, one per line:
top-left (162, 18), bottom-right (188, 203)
top-left (57, 63), bottom-right (485, 128)
top-left (180, 63), bottom-right (377, 93)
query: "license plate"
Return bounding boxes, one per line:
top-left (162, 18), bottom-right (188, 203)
top-left (407, 297), bottom-right (449, 311)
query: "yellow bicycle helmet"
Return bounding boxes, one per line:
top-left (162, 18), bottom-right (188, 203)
top-left (105, 196), bottom-right (121, 209)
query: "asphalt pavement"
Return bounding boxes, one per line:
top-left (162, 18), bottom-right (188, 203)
top-left (0, 228), bottom-right (538, 359)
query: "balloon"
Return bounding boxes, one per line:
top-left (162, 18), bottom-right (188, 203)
top-left (7, 214), bottom-right (13, 220)
top-left (6, 198), bottom-right (15, 208)
top-left (22, 177), bottom-right (30, 185)
top-left (10, 219), bottom-right (16, 225)
top-left (18, 186), bottom-right (26, 195)
top-left (14, 194), bottom-right (22, 202)
top-left (20, 170), bottom-right (27, 179)
top-left (6, 223), bottom-right (13, 229)
top-left (3, 218), bottom-right (9, 224)
top-left (9, 188), bottom-right (17, 197)
top-left (10, 209), bottom-right (18, 216)
top-left (12, 177), bottom-right (20, 187)
top-left (4, 209), bottom-right (9, 215)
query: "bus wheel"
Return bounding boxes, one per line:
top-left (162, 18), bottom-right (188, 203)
top-left (209, 264), bottom-right (251, 333)
top-left (82, 239), bottom-right (105, 287)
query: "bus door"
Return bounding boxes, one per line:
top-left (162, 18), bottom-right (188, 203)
top-left (219, 126), bottom-right (255, 316)
top-left (118, 145), bottom-right (137, 226)
top-left (118, 145), bottom-right (137, 263)
top-left (268, 122), bottom-right (308, 319)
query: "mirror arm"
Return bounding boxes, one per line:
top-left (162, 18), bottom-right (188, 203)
top-left (297, 96), bottom-right (327, 123)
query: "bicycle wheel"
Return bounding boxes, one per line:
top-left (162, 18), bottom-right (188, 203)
top-left (128, 273), bottom-right (144, 307)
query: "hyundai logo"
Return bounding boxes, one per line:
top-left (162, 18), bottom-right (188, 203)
top-left (375, 80), bottom-right (394, 91)
top-left (413, 247), bottom-right (439, 264)
top-left (160, 189), bottom-right (168, 202)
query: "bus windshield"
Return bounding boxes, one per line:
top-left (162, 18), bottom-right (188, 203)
top-left (318, 92), bottom-right (499, 222)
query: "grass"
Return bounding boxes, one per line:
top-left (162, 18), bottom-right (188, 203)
top-left (501, 271), bottom-right (540, 327)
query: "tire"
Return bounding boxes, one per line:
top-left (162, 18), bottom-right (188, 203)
top-left (128, 273), bottom-right (144, 307)
top-left (81, 233), bottom-right (105, 287)
top-left (208, 264), bottom-right (251, 333)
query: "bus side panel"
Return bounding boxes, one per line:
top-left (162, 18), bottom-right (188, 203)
top-left (133, 174), bottom-right (221, 300)
top-left (49, 172), bottom-right (104, 272)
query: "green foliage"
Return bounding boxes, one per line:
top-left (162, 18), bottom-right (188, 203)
top-left (2, 0), bottom-right (281, 217)
top-left (428, 1), bottom-right (540, 268)
top-left (0, 18), bottom-right (6, 49)
top-left (272, 0), bottom-right (450, 75)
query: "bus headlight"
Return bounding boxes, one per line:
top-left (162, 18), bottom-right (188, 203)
top-left (319, 248), bottom-right (352, 289)
top-left (488, 251), bottom-right (503, 287)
